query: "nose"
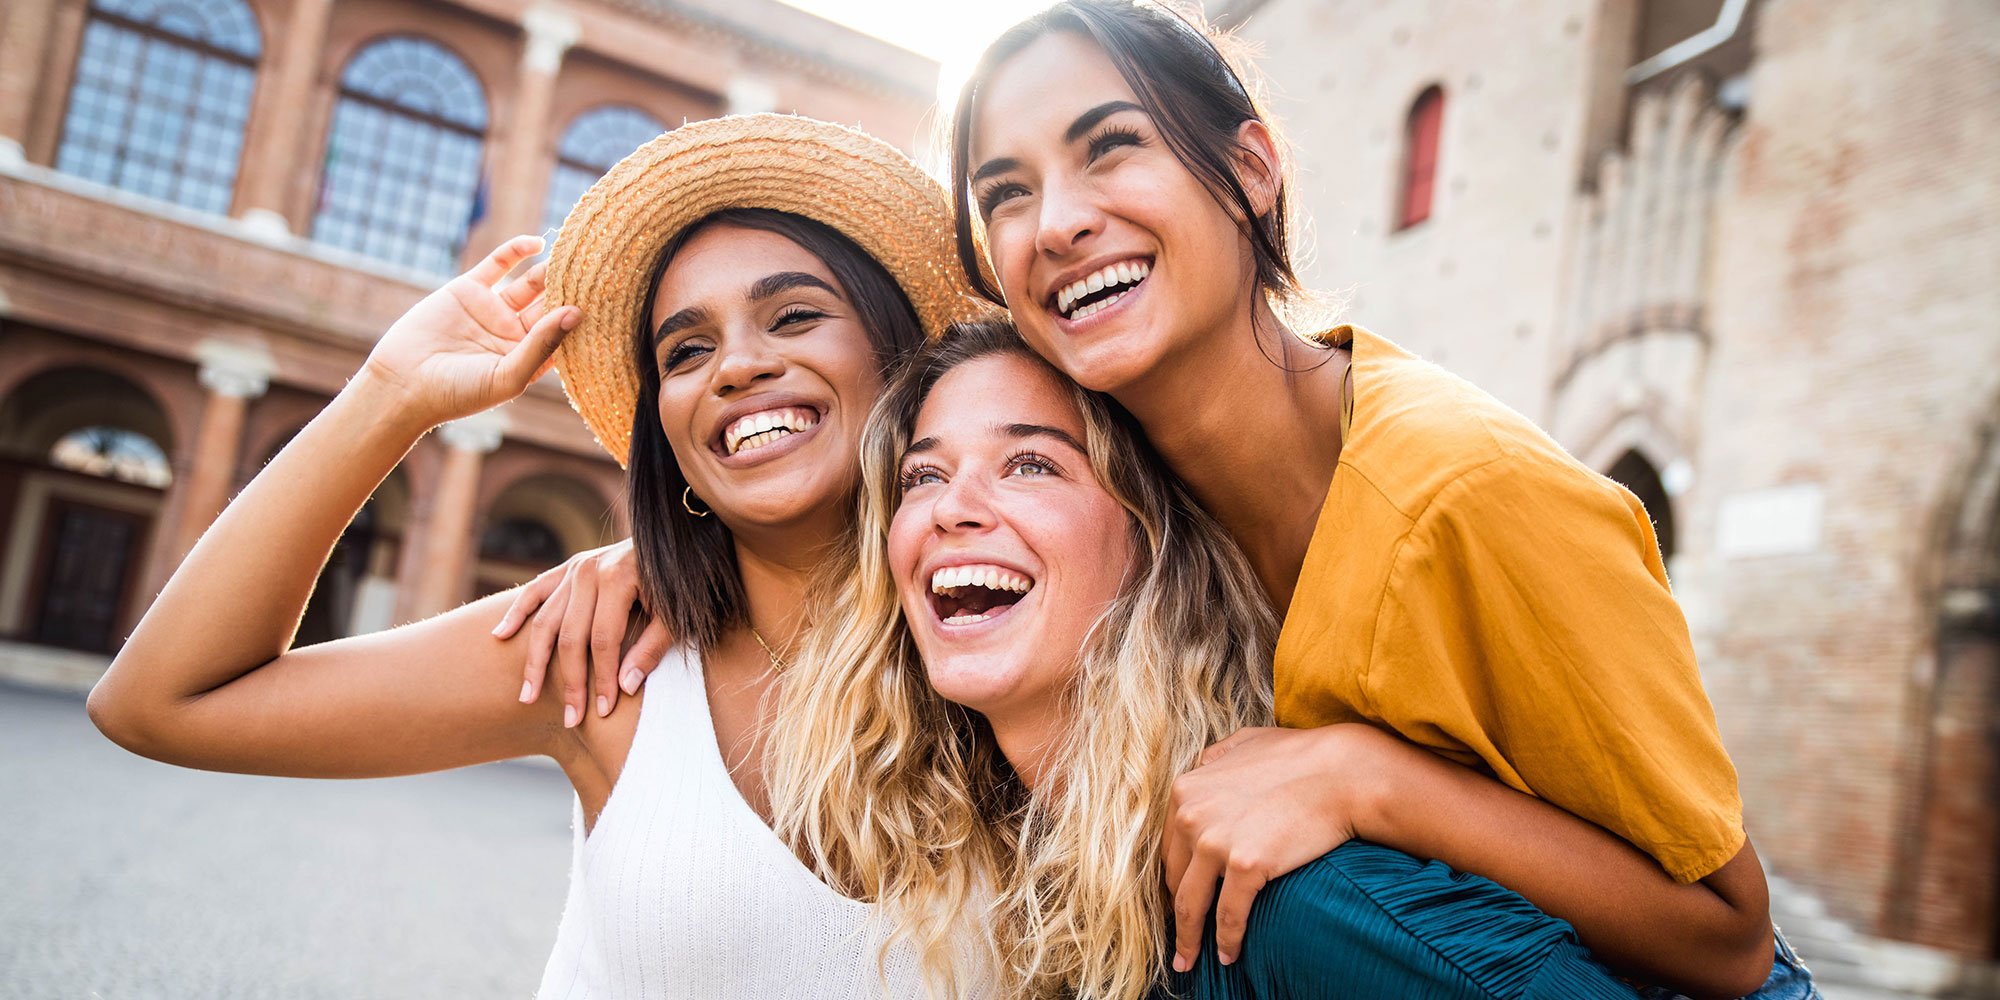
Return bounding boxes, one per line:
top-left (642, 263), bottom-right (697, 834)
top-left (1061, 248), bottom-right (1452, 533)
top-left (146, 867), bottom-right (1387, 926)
top-left (1034, 174), bottom-right (1103, 259)
top-left (930, 470), bottom-right (996, 534)
top-left (712, 326), bottom-right (784, 395)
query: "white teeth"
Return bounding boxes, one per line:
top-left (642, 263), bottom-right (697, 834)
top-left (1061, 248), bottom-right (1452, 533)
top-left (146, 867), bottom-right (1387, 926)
top-left (1055, 260), bottom-right (1151, 319)
top-left (929, 564), bottom-right (1034, 595)
top-left (724, 406), bottom-right (821, 455)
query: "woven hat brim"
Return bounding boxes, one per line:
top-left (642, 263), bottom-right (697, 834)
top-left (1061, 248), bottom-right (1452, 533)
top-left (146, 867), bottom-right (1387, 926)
top-left (546, 113), bottom-right (999, 468)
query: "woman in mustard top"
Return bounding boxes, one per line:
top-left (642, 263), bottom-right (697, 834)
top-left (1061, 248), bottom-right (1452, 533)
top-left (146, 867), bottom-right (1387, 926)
top-left (939, 1), bottom-right (1817, 998)
top-left (503, 4), bottom-right (1817, 996)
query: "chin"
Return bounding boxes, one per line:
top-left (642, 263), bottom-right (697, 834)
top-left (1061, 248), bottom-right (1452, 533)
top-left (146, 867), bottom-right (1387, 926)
top-left (919, 648), bottom-right (1032, 716)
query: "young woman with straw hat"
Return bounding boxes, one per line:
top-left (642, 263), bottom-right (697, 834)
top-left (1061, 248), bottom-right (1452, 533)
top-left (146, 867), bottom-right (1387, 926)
top-left (87, 113), bottom-right (993, 998)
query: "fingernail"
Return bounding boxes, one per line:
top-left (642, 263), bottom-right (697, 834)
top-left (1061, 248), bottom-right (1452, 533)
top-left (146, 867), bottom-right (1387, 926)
top-left (563, 704), bottom-right (580, 728)
top-left (561, 309), bottom-right (582, 329)
top-left (492, 621), bottom-right (510, 637)
top-left (1172, 955), bottom-right (1189, 974)
top-left (596, 695), bottom-right (609, 717)
top-left (1219, 951), bottom-right (1236, 966)
top-left (620, 668), bottom-right (642, 695)
top-left (518, 680), bottom-right (533, 703)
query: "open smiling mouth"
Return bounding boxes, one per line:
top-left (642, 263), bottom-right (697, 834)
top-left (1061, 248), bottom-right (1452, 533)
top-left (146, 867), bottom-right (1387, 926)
top-left (722, 406), bottom-right (821, 456)
top-left (929, 564), bottom-right (1035, 627)
top-left (1053, 258), bottom-right (1151, 321)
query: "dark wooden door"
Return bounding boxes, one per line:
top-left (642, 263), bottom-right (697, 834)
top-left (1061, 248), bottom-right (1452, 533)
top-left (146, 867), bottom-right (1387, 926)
top-left (32, 499), bottom-right (147, 652)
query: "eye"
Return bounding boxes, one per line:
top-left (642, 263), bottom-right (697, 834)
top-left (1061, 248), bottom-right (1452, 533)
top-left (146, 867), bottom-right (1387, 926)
top-left (1085, 125), bottom-right (1143, 162)
top-left (900, 464), bottom-right (945, 490)
top-left (1007, 451), bottom-right (1060, 478)
top-left (771, 306), bottom-right (827, 332)
top-left (976, 182), bottom-right (1029, 217)
top-left (661, 340), bottom-right (711, 372)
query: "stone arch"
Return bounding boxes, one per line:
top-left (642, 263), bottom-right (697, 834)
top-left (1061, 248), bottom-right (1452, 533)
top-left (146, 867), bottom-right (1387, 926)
top-left (0, 365), bottom-right (181, 651)
top-left (253, 425), bottom-right (418, 644)
top-left (0, 365), bottom-right (178, 463)
top-left (295, 467), bottom-right (414, 644)
top-left (1605, 449), bottom-right (1677, 562)
top-left (1886, 397), bottom-right (2000, 957)
top-left (473, 472), bottom-right (619, 597)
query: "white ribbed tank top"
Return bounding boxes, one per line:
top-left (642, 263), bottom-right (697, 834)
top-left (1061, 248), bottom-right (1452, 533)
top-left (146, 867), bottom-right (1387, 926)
top-left (534, 645), bottom-right (929, 999)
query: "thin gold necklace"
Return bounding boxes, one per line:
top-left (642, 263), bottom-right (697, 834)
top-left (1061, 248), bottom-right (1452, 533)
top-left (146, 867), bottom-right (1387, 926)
top-left (749, 627), bottom-right (788, 675)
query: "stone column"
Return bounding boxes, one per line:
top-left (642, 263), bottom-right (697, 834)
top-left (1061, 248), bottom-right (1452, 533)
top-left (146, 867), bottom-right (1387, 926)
top-left (405, 410), bottom-right (505, 619)
top-left (231, 0), bottom-right (335, 237)
top-left (168, 342), bottom-right (274, 563)
top-left (0, 0), bottom-right (63, 166)
top-left (478, 2), bottom-right (578, 253)
top-left (725, 73), bottom-right (779, 116)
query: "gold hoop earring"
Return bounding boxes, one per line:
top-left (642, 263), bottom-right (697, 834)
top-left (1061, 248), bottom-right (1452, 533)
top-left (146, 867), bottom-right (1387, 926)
top-left (681, 486), bottom-right (711, 518)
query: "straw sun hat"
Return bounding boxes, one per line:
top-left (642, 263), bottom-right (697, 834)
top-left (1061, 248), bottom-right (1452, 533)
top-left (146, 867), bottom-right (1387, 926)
top-left (545, 112), bottom-right (998, 467)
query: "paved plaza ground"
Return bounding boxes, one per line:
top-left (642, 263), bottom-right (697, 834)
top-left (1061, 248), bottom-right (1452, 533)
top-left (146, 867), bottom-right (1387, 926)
top-left (0, 681), bottom-right (574, 998)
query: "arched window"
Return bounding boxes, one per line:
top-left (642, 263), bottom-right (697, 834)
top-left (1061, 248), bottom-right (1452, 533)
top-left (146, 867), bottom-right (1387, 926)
top-left (1395, 85), bottom-right (1445, 231)
top-left (313, 37), bottom-right (488, 275)
top-left (1607, 450), bottom-right (1677, 562)
top-left (479, 517), bottom-right (566, 566)
top-left (54, 0), bottom-right (262, 214)
top-left (543, 105), bottom-right (665, 237)
top-left (49, 426), bottom-right (173, 488)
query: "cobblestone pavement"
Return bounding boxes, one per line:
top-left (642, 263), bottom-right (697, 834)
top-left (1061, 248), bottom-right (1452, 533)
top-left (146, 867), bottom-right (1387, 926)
top-left (0, 682), bottom-right (574, 999)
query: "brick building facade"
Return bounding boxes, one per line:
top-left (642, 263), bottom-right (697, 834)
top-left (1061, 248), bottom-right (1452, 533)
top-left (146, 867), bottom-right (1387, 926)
top-left (1223, 0), bottom-right (2000, 989)
top-left (0, 0), bottom-right (932, 655)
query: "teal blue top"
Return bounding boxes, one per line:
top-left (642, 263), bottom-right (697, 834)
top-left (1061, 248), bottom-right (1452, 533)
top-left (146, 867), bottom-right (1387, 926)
top-left (1155, 841), bottom-right (1636, 999)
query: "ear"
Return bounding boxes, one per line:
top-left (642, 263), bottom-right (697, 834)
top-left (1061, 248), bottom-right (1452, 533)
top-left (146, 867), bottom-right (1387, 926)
top-left (1231, 119), bottom-right (1282, 219)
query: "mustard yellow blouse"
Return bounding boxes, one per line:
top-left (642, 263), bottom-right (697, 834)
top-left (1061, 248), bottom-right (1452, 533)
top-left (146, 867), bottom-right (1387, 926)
top-left (1274, 326), bottom-right (1744, 884)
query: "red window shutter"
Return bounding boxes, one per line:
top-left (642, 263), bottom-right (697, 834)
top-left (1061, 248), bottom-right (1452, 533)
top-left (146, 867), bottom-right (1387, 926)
top-left (1398, 88), bottom-right (1444, 230)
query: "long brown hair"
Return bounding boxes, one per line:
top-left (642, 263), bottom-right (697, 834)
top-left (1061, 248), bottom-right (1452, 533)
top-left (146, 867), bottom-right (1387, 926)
top-left (948, 0), bottom-right (1300, 308)
top-left (626, 208), bottom-right (925, 650)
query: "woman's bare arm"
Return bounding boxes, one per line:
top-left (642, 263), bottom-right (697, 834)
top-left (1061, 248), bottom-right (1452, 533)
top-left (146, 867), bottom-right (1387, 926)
top-left (88, 236), bottom-right (582, 778)
top-left (492, 539), bottom-right (674, 725)
top-left (1164, 724), bottom-right (1773, 999)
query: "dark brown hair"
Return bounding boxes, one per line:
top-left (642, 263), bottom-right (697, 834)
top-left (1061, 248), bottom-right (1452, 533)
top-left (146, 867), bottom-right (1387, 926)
top-left (627, 207), bottom-right (925, 651)
top-left (948, 0), bottom-right (1299, 306)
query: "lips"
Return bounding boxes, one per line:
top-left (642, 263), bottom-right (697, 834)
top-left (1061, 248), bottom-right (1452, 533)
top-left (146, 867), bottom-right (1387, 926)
top-left (928, 562), bottom-right (1036, 627)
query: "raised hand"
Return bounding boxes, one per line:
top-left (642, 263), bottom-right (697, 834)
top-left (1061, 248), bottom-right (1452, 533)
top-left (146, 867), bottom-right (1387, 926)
top-left (357, 236), bottom-right (581, 429)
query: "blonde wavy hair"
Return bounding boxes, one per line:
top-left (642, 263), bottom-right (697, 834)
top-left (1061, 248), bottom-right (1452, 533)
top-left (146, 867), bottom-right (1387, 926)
top-left (767, 319), bottom-right (1277, 999)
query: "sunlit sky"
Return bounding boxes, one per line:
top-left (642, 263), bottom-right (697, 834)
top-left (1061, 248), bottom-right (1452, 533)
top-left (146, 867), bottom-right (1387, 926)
top-left (775, 0), bottom-right (1059, 110)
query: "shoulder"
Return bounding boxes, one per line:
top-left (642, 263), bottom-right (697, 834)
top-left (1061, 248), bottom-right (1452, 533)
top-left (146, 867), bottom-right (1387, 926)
top-left (1341, 328), bottom-right (1629, 534)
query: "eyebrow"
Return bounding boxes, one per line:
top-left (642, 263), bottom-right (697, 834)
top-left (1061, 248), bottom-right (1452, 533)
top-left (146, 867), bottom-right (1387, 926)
top-left (651, 272), bottom-right (840, 345)
top-left (652, 305), bottom-right (710, 346)
top-left (970, 100), bottom-right (1148, 186)
top-left (1063, 100), bottom-right (1146, 144)
top-left (899, 423), bottom-right (1086, 464)
top-left (1004, 422), bottom-right (1087, 454)
top-left (970, 157), bottom-right (1019, 185)
top-left (750, 270), bottom-right (839, 302)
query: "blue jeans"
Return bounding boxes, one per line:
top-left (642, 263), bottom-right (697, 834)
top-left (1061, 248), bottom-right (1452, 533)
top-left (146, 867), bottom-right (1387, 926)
top-left (1635, 928), bottom-right (1822, 1000)
top-left (1156, 841), bottom-right (1637, 998)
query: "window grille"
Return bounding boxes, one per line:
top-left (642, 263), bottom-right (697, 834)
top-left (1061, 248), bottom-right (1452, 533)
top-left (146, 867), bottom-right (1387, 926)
top-left (313, 37), bottom-right (488, 275)
top-left (542, 105), bottom-right (666, 238)
top-left (54, 0), bottom-right (262, 215)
